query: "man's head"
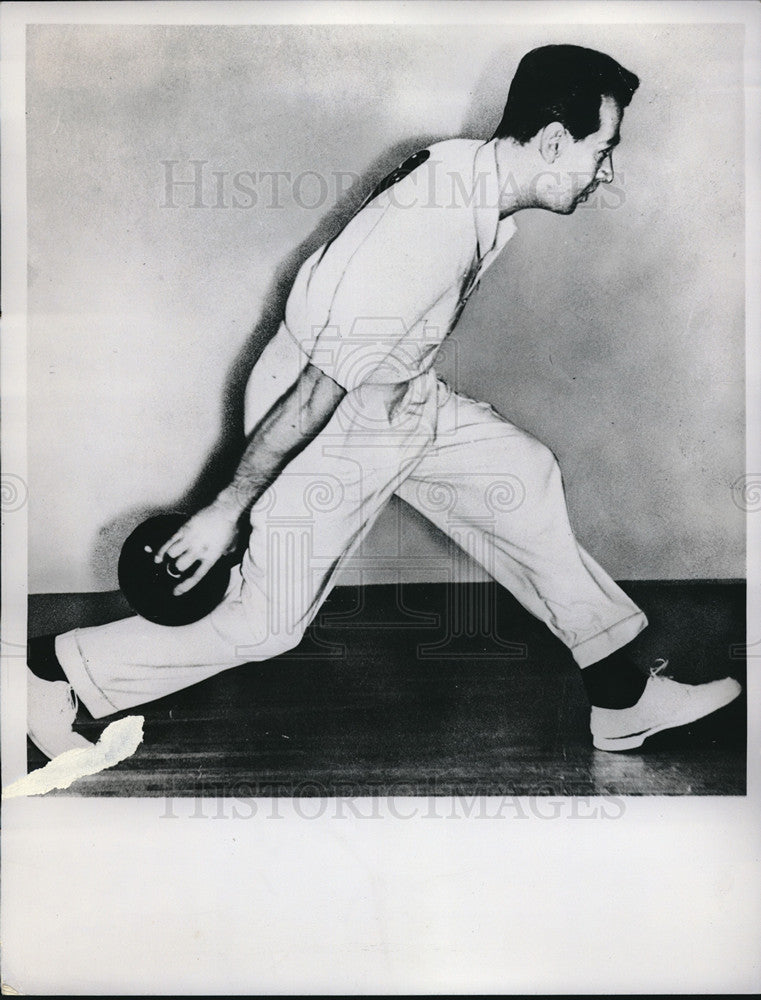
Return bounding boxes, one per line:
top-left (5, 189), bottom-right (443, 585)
top-left (494, 45), bottom-right (639, 213)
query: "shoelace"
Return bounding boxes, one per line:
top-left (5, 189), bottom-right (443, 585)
top-left (650, 658), bottom-right (669, 678)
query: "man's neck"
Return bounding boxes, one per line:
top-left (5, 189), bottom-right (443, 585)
top-left (492, 136), bottom-right (544, 217)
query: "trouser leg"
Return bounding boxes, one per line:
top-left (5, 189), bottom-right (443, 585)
top-left (395, 384), bottom-right (647, 667)
top-left (56, 332), bottom-right (437, 718)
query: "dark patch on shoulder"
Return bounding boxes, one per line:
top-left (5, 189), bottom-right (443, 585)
top-left (315, 149), bottom-right (432, 266)
top-left (363, 149), bottom-right (431, 206)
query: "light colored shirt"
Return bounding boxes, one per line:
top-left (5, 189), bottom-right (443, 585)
top-left (283, 138), bottom-right (517, 392)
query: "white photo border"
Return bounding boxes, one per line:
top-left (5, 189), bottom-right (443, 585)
top-left (2, 1), bottom-right (759, 994)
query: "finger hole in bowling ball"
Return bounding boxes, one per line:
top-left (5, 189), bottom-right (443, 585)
top-left (118, 513), bottom-right (232, 626)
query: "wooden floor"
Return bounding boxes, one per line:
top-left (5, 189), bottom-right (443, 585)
top-left (27, 581), bottom-right (746, 797)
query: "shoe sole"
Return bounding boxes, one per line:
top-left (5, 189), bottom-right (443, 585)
top-left (27, 726), bottom-right (58, 760)
top-left (27, 724), bottom-right (93, 760)
top-left (592, 682), bottom-right (742, 752)
top-left (26, 728), bottom-right (63, 760)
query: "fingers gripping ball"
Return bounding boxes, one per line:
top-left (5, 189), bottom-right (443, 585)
top-left (118, 513), bottom-right (232, 626)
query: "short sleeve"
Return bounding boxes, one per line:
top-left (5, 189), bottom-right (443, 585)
top-left (290, 154), bottom-right (476, 391)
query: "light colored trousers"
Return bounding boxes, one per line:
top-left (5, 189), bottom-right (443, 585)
top-left (57, 326), bottom-right (647, 719)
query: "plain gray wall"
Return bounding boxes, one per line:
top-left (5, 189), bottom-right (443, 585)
top-left (26, 22), bottom-right (744, 593)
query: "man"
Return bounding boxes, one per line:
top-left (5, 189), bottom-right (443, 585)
top-left (28, 44), bottom-right (741, 759)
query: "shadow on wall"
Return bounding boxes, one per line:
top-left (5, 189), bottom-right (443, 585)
top-left (89, 132), bottom-right (446, 584)
top-left (461, 44), bottom-right (516, 140)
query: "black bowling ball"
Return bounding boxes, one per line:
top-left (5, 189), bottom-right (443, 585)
top-left (118, 513), bottom-right (232, 626)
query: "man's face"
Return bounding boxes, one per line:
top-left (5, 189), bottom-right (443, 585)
top-left (540, 96), bottom-right (623, 214)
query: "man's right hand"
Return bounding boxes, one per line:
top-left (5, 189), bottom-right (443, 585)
top-left (154, 502), bottom-right (240, 596)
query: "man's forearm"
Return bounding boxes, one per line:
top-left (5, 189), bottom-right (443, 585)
top-left (213, 362), bottom-right (346, 518)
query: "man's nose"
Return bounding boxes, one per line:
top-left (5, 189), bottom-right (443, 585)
top-left (597, 153), bottom-right (614, 184)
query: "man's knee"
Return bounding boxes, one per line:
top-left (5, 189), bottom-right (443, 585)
top-left (209, 582), bottom-right (309, 662)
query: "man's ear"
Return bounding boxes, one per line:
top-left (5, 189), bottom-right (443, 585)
top-left (539, 121), bottom-right (568, 164)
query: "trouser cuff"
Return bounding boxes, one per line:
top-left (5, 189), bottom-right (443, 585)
top-left (573, 611), bottom-right (648, 669)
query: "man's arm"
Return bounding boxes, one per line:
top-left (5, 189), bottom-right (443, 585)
top-left (156, 361), bottom-right (346, 595)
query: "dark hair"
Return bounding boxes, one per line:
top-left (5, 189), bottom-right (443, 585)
top-left (493, 44), bottom-right (639, 143)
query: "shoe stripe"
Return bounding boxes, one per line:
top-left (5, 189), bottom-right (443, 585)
top-left (603, 728), bottom-right (653, 741)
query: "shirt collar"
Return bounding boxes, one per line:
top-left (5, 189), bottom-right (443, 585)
top-left (473, 139), bottom-right (516, 262)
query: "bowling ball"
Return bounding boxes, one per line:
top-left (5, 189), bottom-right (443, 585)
top-left (118, 512), bottom-right (232, 626)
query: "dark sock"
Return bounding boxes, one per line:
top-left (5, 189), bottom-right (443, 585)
top-left (582, 648), bottom-right (648, 709)
top-left (28, 634), bottom-right (69, 683)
